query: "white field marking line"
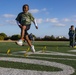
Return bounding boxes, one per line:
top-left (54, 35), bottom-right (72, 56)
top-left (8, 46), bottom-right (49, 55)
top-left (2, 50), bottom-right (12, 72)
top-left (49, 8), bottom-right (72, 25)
top-left (1, 53), bottom-right (76, 61)
top-left (35, 50), bottom-right (76, 56)
top-left (0, 53), bottom-right (31, 58)
top-left (0, 50), bottom-right (74, 58)
top-left (0, 52), bottom-right (76, 61)
top-left (68, 50), bottom-right (76, 52)
top-left (0, 51), bottom-right (34, 57)
top-left (0, 57), bottom-right (75, 75)
top-left (12, 51), bottom-right (33, 55)
top-left (12, 50), bottom-right (76, 56)
top-left (28, 56), bottom-right (76, 61)
top-left (0, 50), bottom-right (76, 58)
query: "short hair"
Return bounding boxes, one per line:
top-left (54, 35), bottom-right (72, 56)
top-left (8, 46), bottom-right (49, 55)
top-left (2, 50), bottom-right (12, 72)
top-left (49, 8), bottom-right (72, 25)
top-left (22, 4), bottom-right (29, 11)
top-left (71, 25), bottom-right (74, 28)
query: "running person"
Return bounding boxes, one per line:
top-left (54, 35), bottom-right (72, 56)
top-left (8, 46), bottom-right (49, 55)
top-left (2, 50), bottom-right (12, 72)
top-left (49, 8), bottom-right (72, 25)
top-left (16, 4), bottom-right (38, 53)
top-left (68, 25), bottom-right (75, 47)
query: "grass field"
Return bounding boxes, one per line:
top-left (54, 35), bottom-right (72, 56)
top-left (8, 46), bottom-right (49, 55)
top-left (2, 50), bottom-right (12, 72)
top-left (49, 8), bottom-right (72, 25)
top-left (0, 41), bottom-right (76, 75)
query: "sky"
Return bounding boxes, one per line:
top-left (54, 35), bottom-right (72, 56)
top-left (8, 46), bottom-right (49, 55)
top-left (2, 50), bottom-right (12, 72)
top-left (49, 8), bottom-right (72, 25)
top-left (0, 0), bottom-right (76, 38)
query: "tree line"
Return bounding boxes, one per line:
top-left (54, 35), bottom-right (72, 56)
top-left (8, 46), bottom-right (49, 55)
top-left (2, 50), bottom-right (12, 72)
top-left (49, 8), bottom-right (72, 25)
top-left (0, 33), bottom-right (69, 41)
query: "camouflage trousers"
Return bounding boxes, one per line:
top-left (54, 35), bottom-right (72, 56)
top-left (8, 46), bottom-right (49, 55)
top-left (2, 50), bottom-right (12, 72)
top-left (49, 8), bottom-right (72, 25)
top-left (69, 37), bottom-right (75, 47)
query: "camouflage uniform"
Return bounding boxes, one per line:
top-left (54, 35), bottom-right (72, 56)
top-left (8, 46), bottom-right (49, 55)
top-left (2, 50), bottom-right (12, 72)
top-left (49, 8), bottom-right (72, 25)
top-left (68, 29), bottom-right (75, 47)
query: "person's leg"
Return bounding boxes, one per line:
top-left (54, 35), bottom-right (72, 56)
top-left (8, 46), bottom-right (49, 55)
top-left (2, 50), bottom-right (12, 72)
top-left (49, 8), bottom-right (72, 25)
top-left (69, 37), bottom-right (71, 47)
top-left (24, 29), bottom-right (35, 53)
top-left (16, 26), bottom-right (26, 46)
top-left (69, 37), bottom-right (73, 47)
top-left (25, 35), bottom-right (35, 53)
top-left (25, 35), bottom-right (32, 46)
top-left (21, 26), bottom-right (26, 40)
top-left (70, 38), bottom-right (72, 46)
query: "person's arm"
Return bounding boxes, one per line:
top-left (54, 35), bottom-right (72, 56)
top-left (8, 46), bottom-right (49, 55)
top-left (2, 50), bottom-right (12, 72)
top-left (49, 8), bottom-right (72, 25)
top-left (29, 13), bottom-right (38, 29)
top-left (16, 12), bottom-right (22, 28)
top-left (33, 19), bottom-right (38, 29)
top-left (16, 20), bottom-right (22, 28)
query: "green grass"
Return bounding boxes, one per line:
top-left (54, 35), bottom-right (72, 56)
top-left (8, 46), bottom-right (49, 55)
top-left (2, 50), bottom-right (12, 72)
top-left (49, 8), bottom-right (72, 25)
top-left (0, 41), bottom-right (76, 75)
top-left (0, 60), bottom-right (62, 71)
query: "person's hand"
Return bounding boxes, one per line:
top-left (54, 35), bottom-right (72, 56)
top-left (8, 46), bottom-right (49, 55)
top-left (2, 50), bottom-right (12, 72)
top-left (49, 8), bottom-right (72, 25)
top-left (35, 26), bottom-right (38, 29)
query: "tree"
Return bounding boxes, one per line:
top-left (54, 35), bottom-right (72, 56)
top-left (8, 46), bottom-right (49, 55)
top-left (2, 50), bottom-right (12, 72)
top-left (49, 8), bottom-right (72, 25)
top-left (50, 35), bottom-right (55, 40)
top-left (0, 35), bottom-right (4, 40)
top-left (0, 33), bottom-right (7, 38)
top-left (11, 34), bottom-right (20, 40)
top-left (43, 35), bottom-right (51, 41)
top-left (0, 33), bottom-right (7, 40)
